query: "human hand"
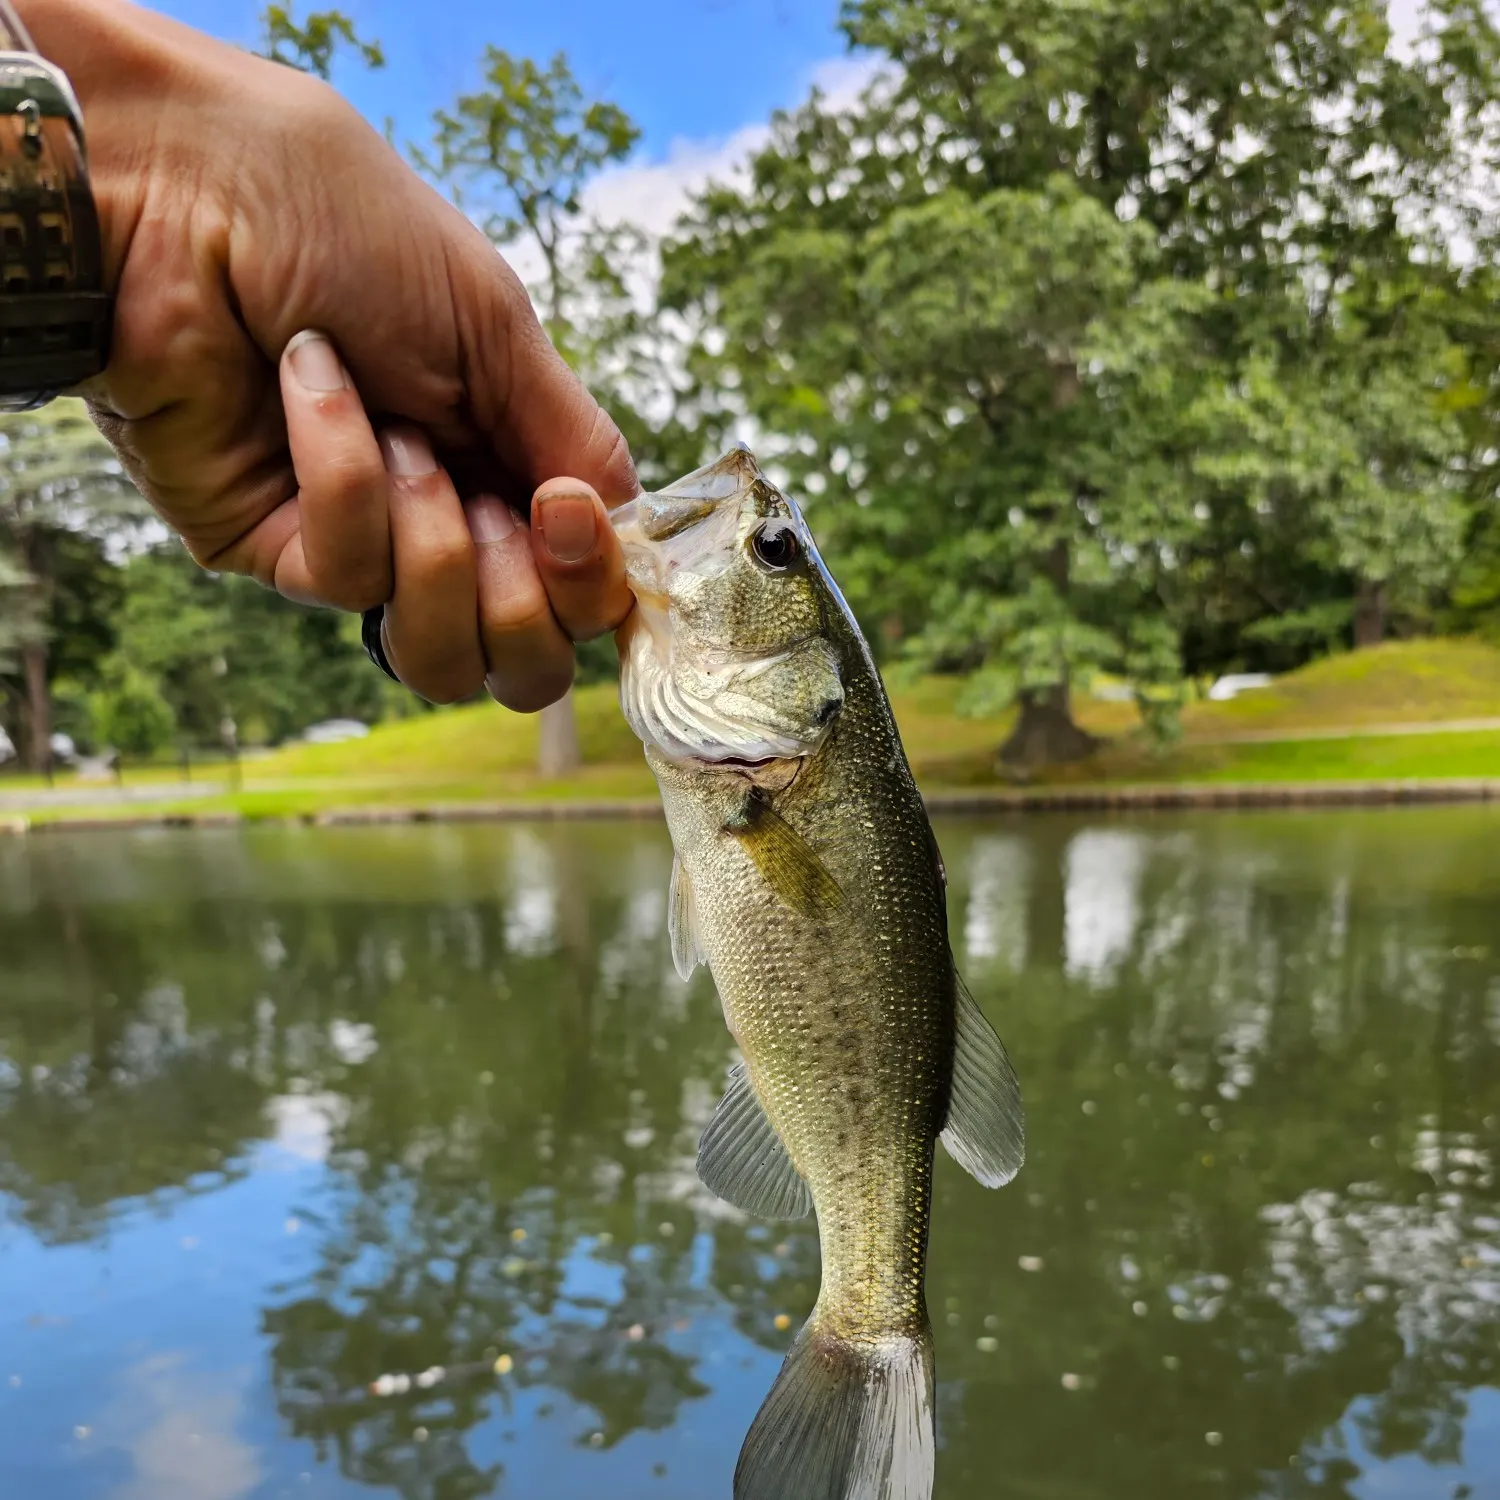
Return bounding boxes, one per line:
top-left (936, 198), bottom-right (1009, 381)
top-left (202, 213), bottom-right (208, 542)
top-left (279, 344), bottom-right (625, 706)
top-left (28, 0), bottom-right (635, 706)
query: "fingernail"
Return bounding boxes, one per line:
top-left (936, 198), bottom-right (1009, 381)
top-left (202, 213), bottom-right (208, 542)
top-left (466, 495), bottom-right (517, 545)
top-left (379, 427), bottom-right (437, 477)
top-left (285, 330), bottom-right (347, 392)
top-left (536, 491), bottom-right (597, 564)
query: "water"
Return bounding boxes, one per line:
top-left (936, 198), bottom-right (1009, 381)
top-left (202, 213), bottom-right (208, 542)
top-left (1, 810), bottom-right (1497, 1500)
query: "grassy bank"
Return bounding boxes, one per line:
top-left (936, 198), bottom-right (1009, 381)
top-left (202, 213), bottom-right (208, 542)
top-left (5, 639), bottom-right (1500, 827)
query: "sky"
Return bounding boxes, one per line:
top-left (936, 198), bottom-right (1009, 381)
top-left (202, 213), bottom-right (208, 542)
top-left (144, 1), bottom-right (1449, 216)
top-left (138, 1), bottom-right (1444, 266)
top-left (145, 0), bottom-right (865, 235)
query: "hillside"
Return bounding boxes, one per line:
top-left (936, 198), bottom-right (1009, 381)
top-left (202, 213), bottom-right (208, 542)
top-left (7, 639), bottom-right (1500, 825)
top-left (1178, 638), bottom-right (1500, 739)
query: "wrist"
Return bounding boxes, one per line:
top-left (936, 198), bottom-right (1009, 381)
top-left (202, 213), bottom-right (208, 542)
top-left (11, 0), bottom-right (204, 291)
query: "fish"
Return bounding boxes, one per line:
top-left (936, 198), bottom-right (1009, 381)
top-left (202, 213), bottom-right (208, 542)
top-left (612, 446), bottom-right (1024, 1500)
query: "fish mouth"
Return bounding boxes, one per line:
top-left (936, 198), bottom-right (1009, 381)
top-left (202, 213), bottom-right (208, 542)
top-left (689, 752), bottom-right (788, 773)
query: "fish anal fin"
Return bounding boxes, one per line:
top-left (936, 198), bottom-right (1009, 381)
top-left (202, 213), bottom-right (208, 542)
top-left (725, 790), bottom-right (844, 920)
top-left (941, 971), bottom-right (1025, 1188)
top-left (668, 855), bottom-right (706, 980)
top-left (698, 1062), bottom-right (812, 1220)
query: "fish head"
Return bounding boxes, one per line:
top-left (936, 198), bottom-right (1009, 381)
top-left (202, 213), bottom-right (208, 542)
top-left (612, 447), bottom-right (845, 768)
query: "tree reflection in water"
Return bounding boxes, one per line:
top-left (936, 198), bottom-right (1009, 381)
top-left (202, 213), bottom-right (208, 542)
top-left (0, 811), bottom-right (1496, 1499)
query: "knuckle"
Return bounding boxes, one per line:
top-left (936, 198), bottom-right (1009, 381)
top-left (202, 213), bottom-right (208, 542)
top-left (480, 589), bottom-right (555, 641)
top-left (407, 530), bottom-right (474, 589)
top-left (316, 573), bottom-right (388, 614)
top-left (590, 414), bottom-right (637, 502)
top-left (315, 445), bottom-right (386, 502)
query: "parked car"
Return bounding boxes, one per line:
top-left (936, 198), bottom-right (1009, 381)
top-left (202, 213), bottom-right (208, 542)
top-left (1208, 672), bottom-right (1274, 702)
top-left (301, 719), bottom-right (371, 745)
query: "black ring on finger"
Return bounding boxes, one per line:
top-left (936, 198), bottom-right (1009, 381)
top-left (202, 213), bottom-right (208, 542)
top-left (361, 606), bottom-right (401, 684)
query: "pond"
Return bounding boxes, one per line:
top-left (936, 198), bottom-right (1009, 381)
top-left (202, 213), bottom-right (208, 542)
top-left (1, 811), bottom-right (1498, 1500)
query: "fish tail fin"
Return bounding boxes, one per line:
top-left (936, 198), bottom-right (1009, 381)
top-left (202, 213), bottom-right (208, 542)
top-left (734, 1313), bottom-right (935, 1500)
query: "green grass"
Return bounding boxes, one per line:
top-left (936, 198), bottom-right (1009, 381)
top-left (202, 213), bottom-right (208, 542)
top-left (919, 728), bottom-right (1500, 790)
top-left (8, 639), bottom-right (1500, 825)
top-left (1178, 637), bottom-right (1500, 738)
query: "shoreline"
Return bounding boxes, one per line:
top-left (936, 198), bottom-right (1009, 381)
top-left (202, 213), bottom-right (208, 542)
top-left (5, 777), bottom-right (1500, 836)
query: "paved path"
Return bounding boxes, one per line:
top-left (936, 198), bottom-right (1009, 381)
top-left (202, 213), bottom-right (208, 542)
top-left (1189, 716), bottom-right (1500, 745)
top-left (0, 780), bottom-right (225, 811)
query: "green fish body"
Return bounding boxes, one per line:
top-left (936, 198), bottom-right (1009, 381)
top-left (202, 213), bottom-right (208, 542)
top-left (613, 448), bottom-right (1024, 1500)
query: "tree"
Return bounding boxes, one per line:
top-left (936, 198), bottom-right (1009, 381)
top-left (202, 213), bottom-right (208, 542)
top-left (111, 541), bottom-right (408, 749)
top-left (259, 5), bottom-right (383, 79)
top-left (0, 401), bottom-right (142, 771)
top-left (423, 50), bottom-right (639, 776)
top-left (664, 0), bottom-right (1500, 766)
top-left (91, 663), bottom-right (176, 759)
top-left (0, 545), bottom-right (41, 709)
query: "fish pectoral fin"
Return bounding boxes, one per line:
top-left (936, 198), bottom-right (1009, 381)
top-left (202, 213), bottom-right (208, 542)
top-left (724, 790), bottom-right (844, 920)
top-left (697, 1062), bottom-right (813, 1219)
top-left (941, 970), bottom-right (1026, 1188)
top-left (668, 855), bottom-right (707, 980)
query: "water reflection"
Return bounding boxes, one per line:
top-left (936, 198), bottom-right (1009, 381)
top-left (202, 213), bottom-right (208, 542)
top-left (1, 811), bottom-right (1497, 1499)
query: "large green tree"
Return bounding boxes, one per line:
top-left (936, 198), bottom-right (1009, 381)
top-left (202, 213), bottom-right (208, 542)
top-left (664, 0), bottom-right (1499, 766)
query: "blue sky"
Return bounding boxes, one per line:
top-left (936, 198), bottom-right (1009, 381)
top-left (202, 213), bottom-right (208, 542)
top-left (148, 0), bottom-right (850, 160)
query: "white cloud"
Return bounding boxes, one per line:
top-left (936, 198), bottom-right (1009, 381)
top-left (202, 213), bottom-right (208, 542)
top-left (100, 1353), bottom-right (263, 1500)
top-left (584, 55), bottom-right (882, 236)
top-left (503, 53), bottom-right (883, 287)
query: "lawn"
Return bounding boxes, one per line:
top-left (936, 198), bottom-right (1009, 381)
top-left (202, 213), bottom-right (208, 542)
top-left (1177, 637), bottom-right (1500, 738)
top-left (6, 639), bottom-right (1500, 826)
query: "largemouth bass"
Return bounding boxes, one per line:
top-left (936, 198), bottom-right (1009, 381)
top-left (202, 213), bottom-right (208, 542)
top-left (612, 447), bottom-right (1024, 1500)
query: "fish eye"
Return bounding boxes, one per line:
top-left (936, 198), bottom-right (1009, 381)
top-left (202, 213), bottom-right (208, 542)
top-left (749, 520), bottom-right (800, 572)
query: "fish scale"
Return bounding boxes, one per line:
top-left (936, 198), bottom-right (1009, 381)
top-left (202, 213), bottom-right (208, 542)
top-left (614, 446), bottom-right (1025, 1500)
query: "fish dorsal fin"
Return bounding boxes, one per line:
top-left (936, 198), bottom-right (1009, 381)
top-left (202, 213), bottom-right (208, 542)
top-left (668, 855), bottom-right (706, 981)
top-left (698, 1062), bottom-right (813, 1219)
top-left (725, 791), bottom-right (844, 920)
top-left (941, 971), bottom-right (1025, 1188)
top-left (928, 822), bottom-right (948, 891)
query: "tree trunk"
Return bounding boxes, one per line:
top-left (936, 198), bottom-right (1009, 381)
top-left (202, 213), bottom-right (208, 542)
top-left (999, 683), bottom-right (1097, 771)
top-left (21, 639), bottom-right (49, 774)
top-left (537, 689), bottom-right (581, 777)
top-left (1353, 580), bottom-right (1385, 649)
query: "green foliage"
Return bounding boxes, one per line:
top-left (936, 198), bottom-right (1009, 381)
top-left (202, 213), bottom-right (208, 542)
top-left (259, 6), bottom-right (383, 78)
top-left (421, 49), bottom-right (638, 334)
top-left (111, 543), bottom-right (406, 748)
top-left (0, 400), bottom-right (140, 553)
top-left (663, 0), bottom-right (1500, 760)
top-left (91, 663), bottom-right (176, 758)
top-left (0, 400), bottom-right (146, 762)
top-left (0, 546), bottom-right (37, 675)
top-left (8, 7), bottom-right (1499, 778)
